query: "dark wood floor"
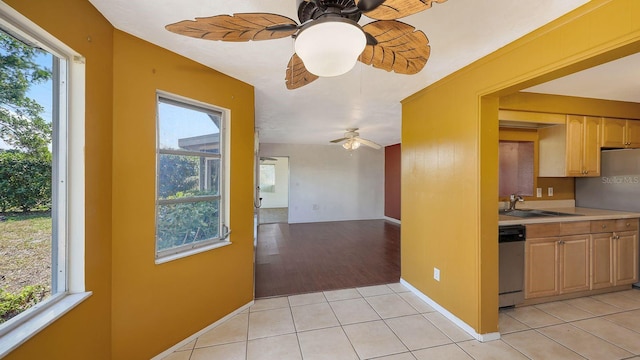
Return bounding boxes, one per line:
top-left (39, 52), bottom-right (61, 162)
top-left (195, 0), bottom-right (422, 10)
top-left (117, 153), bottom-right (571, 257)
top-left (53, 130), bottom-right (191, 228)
top-left (255, 219), bottom-right (400, 298)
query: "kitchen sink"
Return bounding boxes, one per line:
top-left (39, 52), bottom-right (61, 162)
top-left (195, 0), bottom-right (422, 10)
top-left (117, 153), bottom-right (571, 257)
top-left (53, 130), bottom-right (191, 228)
top-left (499, 209), bottom-right (583, 218)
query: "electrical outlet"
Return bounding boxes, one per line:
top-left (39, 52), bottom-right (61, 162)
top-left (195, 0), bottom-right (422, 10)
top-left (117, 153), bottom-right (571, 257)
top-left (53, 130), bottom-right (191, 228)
top-left (434, 267), bottom-right (440, 282)
top-left (548, 187), bottom-right (554, 197)
top-left (536, 188), bottom-right (542, 198)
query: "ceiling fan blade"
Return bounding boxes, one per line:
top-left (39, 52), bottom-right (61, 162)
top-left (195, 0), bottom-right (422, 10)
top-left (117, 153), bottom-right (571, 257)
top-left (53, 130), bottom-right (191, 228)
top-left (165, 13), bottom-right (298, 41)
top-left (359, 20), bottom-right (430, 75)
top-left (285, 53), bottom-right (319, 90)
top-left (356, 0), bottom-right (386, 12)
top-left (265, 23), bottom-right (300, 32)
top-left (356, 137), bottom-right (382, 150)
top-left (330, 137), bottom-right (348, 143)
top-left (358, 0), bottom-right (447, 20)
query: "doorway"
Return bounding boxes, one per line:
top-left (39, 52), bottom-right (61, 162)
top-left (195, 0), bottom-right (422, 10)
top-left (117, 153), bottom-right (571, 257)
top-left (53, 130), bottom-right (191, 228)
top-left (258, 156), bottom-right (289, 224)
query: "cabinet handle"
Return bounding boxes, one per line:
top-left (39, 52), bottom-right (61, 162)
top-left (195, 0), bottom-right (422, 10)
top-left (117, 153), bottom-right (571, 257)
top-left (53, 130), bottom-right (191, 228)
top-left (627, 223), bottom-right (631, 227)
top-left (558, 240), bottom-right (565, 245)
top-left (602, 224), bottom-right (607, 229)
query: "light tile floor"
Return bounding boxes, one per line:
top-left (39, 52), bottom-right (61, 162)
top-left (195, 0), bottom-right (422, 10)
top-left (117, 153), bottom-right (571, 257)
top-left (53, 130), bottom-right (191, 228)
top-left (164, 284), bottom-right (640, 360)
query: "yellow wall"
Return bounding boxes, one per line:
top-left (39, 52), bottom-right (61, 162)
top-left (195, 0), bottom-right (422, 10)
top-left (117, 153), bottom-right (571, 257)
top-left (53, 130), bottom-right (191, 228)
top-left (111, 31), bottom-right (255, 359)
top-left (4, 1), bottom-right (256, 359)
top-left (4, 0), bottom-right (114, 358)
top-left (401, 0), bottom-right (640, 335)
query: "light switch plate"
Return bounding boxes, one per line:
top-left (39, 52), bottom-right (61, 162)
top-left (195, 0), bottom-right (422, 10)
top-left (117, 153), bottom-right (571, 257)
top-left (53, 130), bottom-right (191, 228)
top-left (536, 188), bottom-right (542, 198)
top-left (434, 268), bottom-right (440, 282)
top-left (548, 187), bottom-right (554, 197)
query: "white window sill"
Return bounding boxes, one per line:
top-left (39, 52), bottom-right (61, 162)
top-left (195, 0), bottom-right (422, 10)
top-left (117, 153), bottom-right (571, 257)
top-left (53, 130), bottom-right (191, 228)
top-left (0, 291), bottom-right (92, 358)
top-left (155, 240), bottom-right (232, 265)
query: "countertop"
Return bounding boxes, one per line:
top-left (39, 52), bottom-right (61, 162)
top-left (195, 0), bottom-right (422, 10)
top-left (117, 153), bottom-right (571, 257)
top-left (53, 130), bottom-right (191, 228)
top-left (498, 207), bottom-right (640, 226)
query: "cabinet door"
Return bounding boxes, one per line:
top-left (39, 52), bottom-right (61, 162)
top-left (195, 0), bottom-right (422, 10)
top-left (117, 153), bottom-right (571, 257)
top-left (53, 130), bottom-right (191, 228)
top-left (614, 230), bottom-right (639, 285)
top-left (559, 235), bottom-right (591, 293)
top-left (601, 118), bottom-right (626, 148)
top-left (591, 233), bottom-right (614, 289)
top-left (582, 116), bottom-right (601, 176)
top-left (565, 115), bottom-right (585, 176)
top-left (626, 120), bottom-right (640, 148)
top-left (525, 238), bottom-right (558, 298)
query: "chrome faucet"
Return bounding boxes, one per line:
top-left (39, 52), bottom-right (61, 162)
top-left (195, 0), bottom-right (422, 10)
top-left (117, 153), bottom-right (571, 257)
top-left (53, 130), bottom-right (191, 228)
top-left (508, 194), bottom-right (524, 211)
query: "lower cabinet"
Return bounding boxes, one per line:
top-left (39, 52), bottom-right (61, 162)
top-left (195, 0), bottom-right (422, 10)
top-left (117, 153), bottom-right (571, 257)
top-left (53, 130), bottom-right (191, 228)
top-left (591, 233), bottom-right (614, 289)
top-left (525, 218), bottom-right (639, 302)
top-left (591, 220), bottom-right (639, 289)
top-left (615, 230), bottom-right (639, 285)
top-left (525, 234), bottom-right (590, 299)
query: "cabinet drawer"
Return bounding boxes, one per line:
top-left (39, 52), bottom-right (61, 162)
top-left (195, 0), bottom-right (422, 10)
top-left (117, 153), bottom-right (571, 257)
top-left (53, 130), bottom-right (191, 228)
top-left (526, 223), bottom-right (560, 238)
top-left (616, 218), bottom-right (639, 231)
top-left (560, 221), bottom-right (591, 236)
top-left (527, 221), bottom-right (591, 238)
top-left (592, 219), bottom-right (639, 233)
top-left (591, 220), bottom-right (616, 233)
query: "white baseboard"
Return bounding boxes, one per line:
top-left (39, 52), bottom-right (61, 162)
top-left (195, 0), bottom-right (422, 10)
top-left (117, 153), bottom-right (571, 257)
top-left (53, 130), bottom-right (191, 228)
top-left (151, 300), bottom-right (254, 359)
top-left (384, 216), bottom-right (401, 224)
top-left (400, 279), bottom-right (500, 342)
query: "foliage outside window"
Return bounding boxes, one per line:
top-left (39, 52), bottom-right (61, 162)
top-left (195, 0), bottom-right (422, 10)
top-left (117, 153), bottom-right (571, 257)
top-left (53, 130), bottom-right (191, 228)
top-left (0, 30), bottom-right (55, 324)
top-left (156, 95), bottom-right (227, 260)
top-left (0, 5), bottom-right (87, 355)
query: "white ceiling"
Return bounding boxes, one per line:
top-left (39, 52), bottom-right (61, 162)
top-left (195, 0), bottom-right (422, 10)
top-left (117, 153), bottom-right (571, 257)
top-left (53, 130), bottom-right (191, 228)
top-left (88, 0), bottom-right (611, 147)
top-left (523, 52), bottom-right (640, 104)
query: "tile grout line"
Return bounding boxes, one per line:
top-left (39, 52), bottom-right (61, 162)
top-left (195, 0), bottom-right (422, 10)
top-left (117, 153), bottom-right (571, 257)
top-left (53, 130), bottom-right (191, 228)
top-left (531, 325), bottom-right (599, 360)
top-left (284, 295), bottom-right (305, 360)
top-left (565, 318), bottom-right (640, 354)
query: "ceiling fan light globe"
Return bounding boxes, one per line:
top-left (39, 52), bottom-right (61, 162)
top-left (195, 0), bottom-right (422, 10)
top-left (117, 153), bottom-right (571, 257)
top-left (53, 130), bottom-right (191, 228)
top-left (295, 18), bottom-right (366, 77)
top-left (351, 140), bottom-right (361, 149)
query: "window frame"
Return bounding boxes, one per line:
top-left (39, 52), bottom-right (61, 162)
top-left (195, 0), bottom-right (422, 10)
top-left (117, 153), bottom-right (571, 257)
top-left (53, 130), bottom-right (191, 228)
top-left (155, 92), bottom-right (231, 263)
top-left (0, 3), bottom-right (89, 357)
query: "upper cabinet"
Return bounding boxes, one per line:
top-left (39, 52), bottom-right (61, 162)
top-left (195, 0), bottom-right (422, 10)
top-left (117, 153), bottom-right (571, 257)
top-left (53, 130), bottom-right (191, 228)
top-left (602, 118), bottom-right (640, 148)
top-left (539, 115), bottom-right (601, 177)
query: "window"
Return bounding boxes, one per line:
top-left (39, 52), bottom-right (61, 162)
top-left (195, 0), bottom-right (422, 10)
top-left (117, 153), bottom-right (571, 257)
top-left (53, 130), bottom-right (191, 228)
top-left (156, 94), bottom-right (230, 262)
top-left (259, 164), bottom-right (276, 192)
top-left (499, 140), bottom-right (534, 197)
top-left (0, 3), bottom-right (88, 356)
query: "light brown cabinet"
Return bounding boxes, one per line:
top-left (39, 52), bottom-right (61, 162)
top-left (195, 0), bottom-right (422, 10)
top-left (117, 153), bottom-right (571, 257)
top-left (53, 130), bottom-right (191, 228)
top-left (614, 230), bottom-right (639, 285)
top-left (602, 118), bottom-right (640, 148)
top-left (525, 221), bottom-right (591, 299)
top-left (591, 219), bottom-right (639, 289)
top-left (525, 234), bottom-right (590, 299)
top-left (539, 115), bottom-right (601, 177)
top-left (525, 219), bottom-right (639, 302)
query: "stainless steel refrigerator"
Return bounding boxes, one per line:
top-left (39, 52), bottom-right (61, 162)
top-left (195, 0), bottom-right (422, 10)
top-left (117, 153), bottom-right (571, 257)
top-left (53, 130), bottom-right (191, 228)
top-left (576, 148), bottom-right (640, 287)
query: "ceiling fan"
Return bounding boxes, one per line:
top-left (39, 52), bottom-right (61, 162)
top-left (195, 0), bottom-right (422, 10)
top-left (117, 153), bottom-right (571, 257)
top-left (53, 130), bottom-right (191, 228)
top-left (331, 128), bottom-right (382, 150)
top-left (165, 0), bottom-right (447, 90)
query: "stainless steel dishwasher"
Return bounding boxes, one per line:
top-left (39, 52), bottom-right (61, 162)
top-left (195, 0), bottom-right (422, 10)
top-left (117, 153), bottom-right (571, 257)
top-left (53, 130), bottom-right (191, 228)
top-left (499, 225), bottom-right (525, 308)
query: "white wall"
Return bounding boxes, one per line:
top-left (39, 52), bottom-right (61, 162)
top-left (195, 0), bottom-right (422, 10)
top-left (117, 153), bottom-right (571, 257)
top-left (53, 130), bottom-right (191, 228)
top-left (260, 156), bottom-right (289, 208)
top-left (260, 143), bottom-right (384, 223)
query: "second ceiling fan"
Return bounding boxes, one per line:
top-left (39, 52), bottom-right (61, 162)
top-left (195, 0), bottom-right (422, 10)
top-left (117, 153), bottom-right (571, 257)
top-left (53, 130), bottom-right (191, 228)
top-left (166, 0), bottom-right (447, 89)
top-left (331, 128), bottom-right (381, 150)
